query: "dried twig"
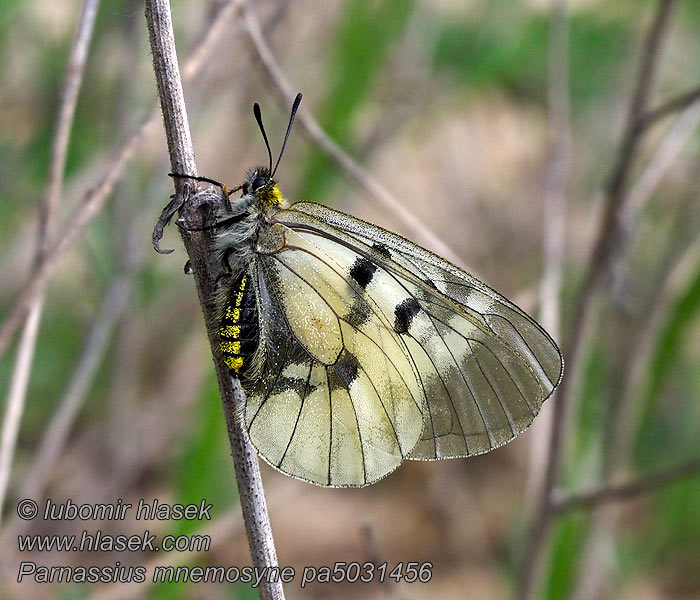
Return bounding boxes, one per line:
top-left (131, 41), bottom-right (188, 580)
top-left (552, 458), bottom-right (700, 513)
top-left (568, 19), bottom-right (700, 600)
top-left (0, 229), bottom-right (140, 540)
top-left (569, 223), bottom-right (700, 600)
top-left (0, 122), bottom-right (150, 360)
top-left (540, 0), bottom-right (570, 343)
top-left (0, 0), bottom-right (100, 526)
top-left (0, 305), bottom-right (42, 525)
top-left (240, 0), bottom-right (466, 269)
top-left (519, 2), bottom-right (679, 597)
top-left (622, 102), bottom-right (700, 229)
top-left (145, 2), bottom-right (283, 599)
top-left (526, 0), bottom-right (571, 511)
top-left (617, 236), bottom-right (700, 457)
top-left (637, 82), bottom-right (700, 130)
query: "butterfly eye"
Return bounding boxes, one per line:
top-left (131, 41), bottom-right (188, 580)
top-left (252, 176), bottom-right (267, 191)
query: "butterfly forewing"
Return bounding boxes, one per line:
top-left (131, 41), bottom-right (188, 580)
top-left (280, 202), bottom-right (562, 391)
top-left (269, 202), bottom-right (563, 464)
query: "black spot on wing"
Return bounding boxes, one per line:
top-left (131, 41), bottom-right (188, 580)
top-left (372, 242), bottom-right (392, 259)
top-left (344, 300), bottom-right (371, 328)
top-left (349, 257), bottom-right (377, 289)
top-left (277, 369), bottom-right (317, 399)
top-left (393, 298), bottom-right (421, 334)
top-left (328, 350), bottom-right (360, 391)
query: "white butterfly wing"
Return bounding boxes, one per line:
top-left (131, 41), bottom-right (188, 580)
top-left (243, 201), bottom-right (562, 486)
top-left (274, 202), bottom-right (563, 461)
top-left (246, 227), bottom-right (425, 487)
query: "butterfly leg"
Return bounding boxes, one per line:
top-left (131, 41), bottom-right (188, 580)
top-left (177, 182), bottom-right (232, 233)
top-left (168, 172), bottom-right (244, 197)
top-left (169, 172), bottom-right (229, 193)
top-left (154, 176), bottom-right (225, 252)
top-left (153, 193), bottom-right (183, 254)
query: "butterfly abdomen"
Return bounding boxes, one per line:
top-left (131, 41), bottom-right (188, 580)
top-left (218, 272), bottom-right (259, 376)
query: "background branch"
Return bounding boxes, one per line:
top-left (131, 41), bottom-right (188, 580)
top-left (637, 82), bottom-right (700, 129)
top-left (519, 2), bottom-right (679, 597)
top-left (240, 0), bottom-right (469, 270)
top-left (0, 0), bottom-right (100, 526)
top-left (0, 1), bottom-right (245, 360)
top-left (144, 1), bottom-right (284, 599)
top-left (526, 0), bottom-right (571, 513)
top-left (552, 458), bottom-right (700, 513)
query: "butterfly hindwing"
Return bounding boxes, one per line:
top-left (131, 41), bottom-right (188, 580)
top-left (246, 232), bottom-right (425, 486)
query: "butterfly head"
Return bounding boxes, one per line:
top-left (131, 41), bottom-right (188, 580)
top-left (240, 166), bottom-right (283, 209)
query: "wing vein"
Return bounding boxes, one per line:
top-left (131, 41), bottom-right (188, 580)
top-left (466, 339), bottom-right (516, 438)
top-left (325, 367), bottom-right (333, 486)
top-left (407, 330), bottom-right (465, 455)
top-left (357, 362), bottom-right (402, 454)
top-left (270, 250), bottom-right (423, 414)
top-left (474, 338), bottom-right (537, 417)
top-left (424, 312), bottom-right (491, 449)
top-left (485, 312), bottom-right (557, 387)
top-left (278, 361), bottom-right (314, 468)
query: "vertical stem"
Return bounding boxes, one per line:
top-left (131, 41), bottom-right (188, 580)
top-left (144, 2), bottom-right (284, 598)
top-left (519, 1), bottom-right (678, 597)
top-left (0, 0), bottom-right (101, 527)
top-left (526, 0), bottom-right (570, 512)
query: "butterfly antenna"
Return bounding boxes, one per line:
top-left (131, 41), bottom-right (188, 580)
top-left (272, 92), bottom-right (303, 177)
top-left (253, 102), bottom-right (273, 173)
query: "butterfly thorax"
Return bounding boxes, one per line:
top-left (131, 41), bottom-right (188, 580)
top-left (214, 167), bottom-right (285, 273)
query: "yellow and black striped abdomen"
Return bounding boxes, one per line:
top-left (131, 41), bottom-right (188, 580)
top-left (218, 273), bottom-right (259, 376)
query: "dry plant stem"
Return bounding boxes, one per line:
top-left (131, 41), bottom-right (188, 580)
top-left (565, 84), bottom-right (700, 600)
top-left (0, 0), bottom-right (100, 527)
top-left (622, 102), bottom-right (700, 228)
top-left (519, 2), bottom-right (678, 597)
top-left (571, 205), bottom-right (700, 599)
top-left (145, 2), bottom-right (283, 599)
top-left (240, 0), bottom-right (466, 269)
top-left (638, 82), bottom-right (700, 129)
top-left (527, 0), bottom-right (570, 510)
top-left (571, 236), bottom-right (699, 600)
top-left (40, 0), bottom-right (101, 250)
top-left (0, 304), bottom-right (41, 525)
top-left (540, 0), bottom-right (570, 342)
top-left (617, 236), bottom-right (700, 457)
top-left (0, 119), bottom-right (150, 361)
top-left (574, 23), bottom-right (700, 600)
top-left (0, 271), bottom-right (135, 544)
top-left (0, 0), bottom-right (243, 360)
top-left (552, 458), bottom-right (700, 513)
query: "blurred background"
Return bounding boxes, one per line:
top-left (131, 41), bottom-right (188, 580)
top-left (1, 0), bottom-right (699, 598)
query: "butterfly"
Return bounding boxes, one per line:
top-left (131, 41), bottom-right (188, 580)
top-left (170, 93), bottom-right (563, 488)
